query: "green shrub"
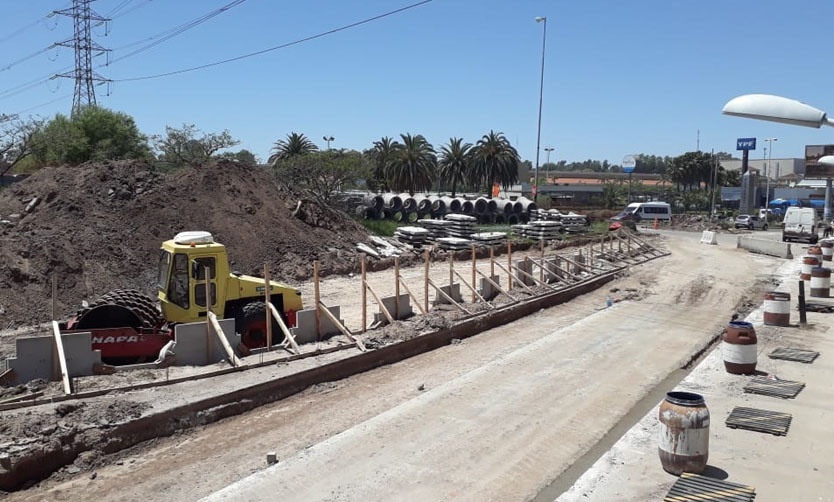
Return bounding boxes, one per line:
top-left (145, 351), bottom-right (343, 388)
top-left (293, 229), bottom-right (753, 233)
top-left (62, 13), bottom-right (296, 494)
top-left (360, 219), bottom-right (398, 236)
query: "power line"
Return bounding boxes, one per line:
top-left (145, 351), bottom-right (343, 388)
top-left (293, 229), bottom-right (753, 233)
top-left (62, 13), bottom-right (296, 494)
top-left (106, 0), bottom-right (247, 66)
top-left (0, 3), bottom-right (70, 46)
top-left (113, 0), bottom-right (435, 82)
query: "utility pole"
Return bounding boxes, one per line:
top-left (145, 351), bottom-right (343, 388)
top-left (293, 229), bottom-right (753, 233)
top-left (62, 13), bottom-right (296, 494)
top-left (55, 0), bottom-right (110, 116)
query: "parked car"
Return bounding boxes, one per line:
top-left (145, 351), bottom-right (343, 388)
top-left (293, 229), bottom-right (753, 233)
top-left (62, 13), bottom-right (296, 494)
top-left (734, 214), bottom-right (768, 230)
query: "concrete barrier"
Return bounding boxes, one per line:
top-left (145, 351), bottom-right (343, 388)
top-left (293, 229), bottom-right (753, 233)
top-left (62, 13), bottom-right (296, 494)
top-left (737, 235), bottom-right (793, 259)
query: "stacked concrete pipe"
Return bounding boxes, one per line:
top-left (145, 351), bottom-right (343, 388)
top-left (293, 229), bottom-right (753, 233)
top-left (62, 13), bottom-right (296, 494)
top-left (382, 193), bottom-right (403, 212)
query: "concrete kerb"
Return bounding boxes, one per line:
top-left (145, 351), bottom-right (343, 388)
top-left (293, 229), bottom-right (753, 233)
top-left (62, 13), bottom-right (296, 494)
top-left (737, 235), bottom-right (793, 259)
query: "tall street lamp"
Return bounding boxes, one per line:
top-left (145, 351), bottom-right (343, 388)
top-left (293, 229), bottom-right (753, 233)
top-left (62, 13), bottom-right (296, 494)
top-left (722, 93), bottom-right (834, 220)
top-left (323, 135), bottom-right (335, 151)
top-left (544, 146), bottom-right (554, 184)
top-left (533, 15), bottom-right (547, 201)
top-left (764, 137), bottom-right (777, 213)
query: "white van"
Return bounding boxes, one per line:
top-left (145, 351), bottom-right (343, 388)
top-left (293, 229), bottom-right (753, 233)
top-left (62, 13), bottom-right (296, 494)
top-left (782, 207), bottom-right (818, 243)
top-left (612, 202), bottom-right (672, 223)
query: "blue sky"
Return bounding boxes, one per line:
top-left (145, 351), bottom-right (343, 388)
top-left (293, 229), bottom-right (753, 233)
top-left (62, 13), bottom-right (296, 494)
top-left (4, 0), bottom-right (834, 166)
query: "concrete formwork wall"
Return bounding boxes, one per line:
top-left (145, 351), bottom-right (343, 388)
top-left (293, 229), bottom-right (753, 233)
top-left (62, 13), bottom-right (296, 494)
top-left (174, 319), bottom-right (238, 366)
top-left (479, 275), bottom-right (501, 300)
top-left (433, 284), bottom-right (462, 305)
top-left (6, 332), bottom-right (102, 385)
top-left (373, 294), bottom-right (413, 325)
top-left (291, 307), bottom-right (344, 344)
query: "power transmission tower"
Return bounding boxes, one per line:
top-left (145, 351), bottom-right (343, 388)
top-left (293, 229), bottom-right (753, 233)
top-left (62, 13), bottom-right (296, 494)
top-left (54, 0), bottom-right (110, 116)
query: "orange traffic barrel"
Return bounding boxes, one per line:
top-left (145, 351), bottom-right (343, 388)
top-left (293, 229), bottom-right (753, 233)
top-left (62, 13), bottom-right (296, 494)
top-left (801, 255), bottom-right (821, 280)
top-left (821, 239), bottom-right (834, 261)
top-left (658, 391), bottom-right (710, 475)
top-left (810, 266), bottom-right (832, 298)
top-left (722, 321), bottom-right (757, 375)
top-left (763, 291), bottom-right (791, 327)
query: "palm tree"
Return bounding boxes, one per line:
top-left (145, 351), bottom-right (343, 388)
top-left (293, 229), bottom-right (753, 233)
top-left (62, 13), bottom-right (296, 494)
top-left (385, 133), bottom-right (436, 196)
top-left (438, 137), bottom-right (473, 197)
top-left (471, 130), bottom-right (520, 198)
top-left (365, 136), bottom-right (399, 192)
top-left (268, 132), bottom-right (318, 164)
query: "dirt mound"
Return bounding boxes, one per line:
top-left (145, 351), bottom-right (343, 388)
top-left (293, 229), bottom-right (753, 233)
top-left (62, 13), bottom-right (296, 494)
top-left (0, 160), bottom-right (371, 327)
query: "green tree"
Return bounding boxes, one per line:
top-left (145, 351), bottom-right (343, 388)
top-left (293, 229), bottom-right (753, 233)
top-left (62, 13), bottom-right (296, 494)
top-left (666, 151), bottom-right (715, 191)
top-left (471, 130), bottom-right (520, 198)
top-left (153, 124), bottom-right (238, 167)
top-left (273, 149), bottom-right (370, 203)
top-left (437, 137), bottom-right (472, 197)
top-left (30, 106), bottom-right (150, 166)
top-left (1, 113), bottom-right (43, 176)
top-left (364, 136), bottom-right (399, 193)
top-left (268, 132), bottom-right (318, 164)
top-left (217, 149), bottom-right (258, 164)
top-left (602, 182), bottom-right (624, 209)
top-left (385, 133), bottom-right (436, 196)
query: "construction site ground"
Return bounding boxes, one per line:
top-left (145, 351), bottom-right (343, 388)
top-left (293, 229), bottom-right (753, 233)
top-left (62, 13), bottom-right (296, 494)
top-left (1, 229), bottom-right (800, 501)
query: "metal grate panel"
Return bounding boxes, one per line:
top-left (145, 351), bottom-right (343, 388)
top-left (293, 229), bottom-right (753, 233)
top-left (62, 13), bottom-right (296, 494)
top-left (743, 377), bottom-right (805, 399)
top-left (663, 472), bottom-right (756, 501)
top-left (726, 406), bottom-right (792, 436)
top-left (768, 347), bottom-right (819, 363)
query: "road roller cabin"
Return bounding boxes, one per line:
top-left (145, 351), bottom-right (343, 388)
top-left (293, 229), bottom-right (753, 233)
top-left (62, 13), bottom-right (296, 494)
top-left (60, 231), bottom-right (303, 362)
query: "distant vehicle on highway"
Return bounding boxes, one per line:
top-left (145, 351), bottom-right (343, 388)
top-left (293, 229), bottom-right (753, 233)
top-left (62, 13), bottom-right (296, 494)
top-left (734, 214), bottom-right (768, 230)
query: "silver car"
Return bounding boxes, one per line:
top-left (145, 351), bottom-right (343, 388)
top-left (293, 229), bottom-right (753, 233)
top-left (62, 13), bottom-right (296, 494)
top-left (734, 214), bottom-right (768, 230)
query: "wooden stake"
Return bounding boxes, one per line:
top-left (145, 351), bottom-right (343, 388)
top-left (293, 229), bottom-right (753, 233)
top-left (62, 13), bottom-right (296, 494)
top-left (266, 302), bottom-right (300, 354)
top-left (427, 278), bottom-right (472, 315)
top-left (398, 277), bottom-right (427, 315)
top-left (318, 301), bottom-right (366, 351)
top-left (51, 272), bottom-right (57, 321)
top-left (314, 260), bottom-right (321, 342)
top-left (424, 250), bottom-right (430, 313)
top-left (394, 257), bottom-right (400, 320)
top-left (208, 312), bottom-right (243, 367)
top-left (264, 264), bottom-right (272, 351)
top-left (449, 252), bottom-right (454, 289)
top-left (471, 245), bottom-right (477, 303)
top-left (51, 321), bottom-right (72, 394)
top-left (205, 266), bottom-right (211, 360)
top-left (507, 241), bottom-right (513, 290)
top-left (361, 254), bottom-right (367, 333)
top-left (454, 270), bottom-right (492, 307)
top-left (490, 246), bottom-right (495, 278)
top-left (540, 240), bottom-right (545, 284)
top-left (366, 282), bottom-right (395, 325)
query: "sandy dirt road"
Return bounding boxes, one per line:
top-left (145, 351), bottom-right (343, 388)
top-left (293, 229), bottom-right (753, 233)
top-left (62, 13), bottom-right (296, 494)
top-left (7, 232), bottom-right (783, 502)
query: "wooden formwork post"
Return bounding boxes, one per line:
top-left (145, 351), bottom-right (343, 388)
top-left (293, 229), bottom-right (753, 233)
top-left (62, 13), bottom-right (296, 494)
top-left (424, 250), bottom-right (430, 313)
top-left (314, 260), bottom-right (321, 342)
top-left (471, 245), bottom-right (477, 303)
top-left (361, 254), bottom-right (367, 333)
top-left (264, 264), bottom-right (272, 351)
top-left (51, 272), bottom-right (57, 321)
top-left (507, 241), bottom-right (513, 290)
top-left (205, 266), bottom-right (211, 360)
top-left (449, 252), bottom-right (454, 289)
top-left (490, 245), bottom-right (495, 278)
top-left (540, 240), bottom-right (545, 284)
top-left (394, 257), bottom-right (400, 320)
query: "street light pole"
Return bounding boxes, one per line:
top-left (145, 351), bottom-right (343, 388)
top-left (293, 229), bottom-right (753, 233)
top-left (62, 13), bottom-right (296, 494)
top-left (764, 137), bottom-right (777, 214)
top-left (533, 16), bottom-right (547, 201)
top-left (323, 135), bottom-right (335, 151)
top-left (544, 146), bottom-right (554, 185)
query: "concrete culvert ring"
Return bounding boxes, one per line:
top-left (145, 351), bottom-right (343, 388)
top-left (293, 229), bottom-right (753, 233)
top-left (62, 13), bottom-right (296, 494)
top-left (240, 302), bottom-right (284, 349)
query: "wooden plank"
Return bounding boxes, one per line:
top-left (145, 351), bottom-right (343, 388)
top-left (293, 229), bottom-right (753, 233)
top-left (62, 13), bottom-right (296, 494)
top-left (427, 278), bottom-right (472, 315)
top-left (264, 265), bottom-right (273, 351)
top-left (512, 259), bottom-right (556, 290)
top-left (266, 302), bottom-right (300, 355)
top-left (51, 321), bottom-right (72, 394)
top-left (318, 302), bottom-right (366, 352)
top-left (398, 276), bottom-right (427, 315)
top-left (475, 268), bottom-right (518, 302)
top-left (453, 270), bottom-right (493, 307)
top-left (493, 261), bottom-right (534, 293)
top-left (366, 282), bottom-right (395, 325)
top-left (207, 312), bottom-right (244, 367)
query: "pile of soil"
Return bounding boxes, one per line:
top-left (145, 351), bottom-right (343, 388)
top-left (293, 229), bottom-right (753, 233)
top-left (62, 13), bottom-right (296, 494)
top-left (0, 160), bottom-right (371, 327)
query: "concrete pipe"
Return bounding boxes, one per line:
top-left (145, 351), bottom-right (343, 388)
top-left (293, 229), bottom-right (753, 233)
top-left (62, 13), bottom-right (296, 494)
top-left (382, 193), bottom-right (403, 212)
top-left (474, 197), bottom-right (489, 214)
top-left (486, 198), bottom-right (498, 214)
top-left (431, 196), bottom-right (446, 213)
top-left (495, 198), bottom-right (514, 215)
top-left (441, 196), bottom-right (462, 213)
top-left (399, 193), bottom-right (417, 212)
top-left (507, 214), bottom-right (520, 225)
top-left (515, 197), bottom-right (538, 214)
top-left (406, 211), bottom-right (419, 223)
top-left (461, 200), bottom-right (475, 214)
top-left (363, 194), bottom-right (384, 211)
top-left (381, 209), bottom-right (393, 220)
top-left (412, 195), bottom-right (430, 213)
top-left (495, 213), bottom-right (506, 224)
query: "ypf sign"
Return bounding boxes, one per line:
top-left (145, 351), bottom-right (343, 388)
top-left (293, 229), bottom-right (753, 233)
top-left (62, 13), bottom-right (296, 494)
top-left (736, 138), bottom-right (756, 151)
